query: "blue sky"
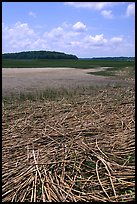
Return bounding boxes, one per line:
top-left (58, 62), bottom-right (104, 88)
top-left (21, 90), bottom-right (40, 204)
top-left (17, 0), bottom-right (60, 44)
top-left (2, 2), bottom-right (135, 57)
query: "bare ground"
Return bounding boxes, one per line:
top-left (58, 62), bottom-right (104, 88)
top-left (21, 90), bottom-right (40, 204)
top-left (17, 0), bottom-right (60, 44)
top-left (2, 67), bottom-right (133, 97)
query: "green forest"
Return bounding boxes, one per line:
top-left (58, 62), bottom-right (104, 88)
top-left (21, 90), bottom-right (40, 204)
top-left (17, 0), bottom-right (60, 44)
top-left (2, 51), bottom-right (78, 60)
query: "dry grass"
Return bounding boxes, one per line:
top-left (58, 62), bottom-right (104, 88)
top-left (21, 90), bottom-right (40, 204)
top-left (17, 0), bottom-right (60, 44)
top-left (2, 85), bottom-right (135, 202)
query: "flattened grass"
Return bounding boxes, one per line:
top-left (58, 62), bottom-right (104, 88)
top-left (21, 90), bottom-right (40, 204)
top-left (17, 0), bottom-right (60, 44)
top-left (2, 85), bottom-right (135, 202)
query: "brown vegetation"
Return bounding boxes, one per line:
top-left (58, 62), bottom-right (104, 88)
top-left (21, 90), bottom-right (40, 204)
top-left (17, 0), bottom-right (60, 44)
top-left (2, 84), bottom-right (135, 202)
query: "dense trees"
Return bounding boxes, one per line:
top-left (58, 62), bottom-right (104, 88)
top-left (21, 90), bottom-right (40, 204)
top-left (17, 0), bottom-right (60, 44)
top-left (2, 51), bottom-right (78, 60)
top-left (2, 51), bottom-right (134, 61)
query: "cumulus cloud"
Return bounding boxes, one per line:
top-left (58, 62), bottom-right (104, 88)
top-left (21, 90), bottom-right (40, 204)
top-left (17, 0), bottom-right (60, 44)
top-left (43, 25), bottom-right (80, 44)
top-left (29, 11), bottom-right (37, 18)
top-left (2, 21), bottom-right (134, 57)
top-left (15, 22), bottom-right (35, 36)
top-left (72, 21), bottom-right (87, 32)
top-left (101, 10), bottom-right (113, 19)
top-left (126, 3), bottom-right (135, 17)
top-left (2, 21), bottom-right (39, 53)
top-left (110, 37), bottom-right (123, 43)
top-left (44, 27), bottom-right (64, 39)
top-left (64, 2), bottom-right (121, 10)
top-left (30, 38), bottom-right (50, 50)
top-left (2, 22), bottom-right (36, 44)
top-left (84, 34), bottom-right (107, 45)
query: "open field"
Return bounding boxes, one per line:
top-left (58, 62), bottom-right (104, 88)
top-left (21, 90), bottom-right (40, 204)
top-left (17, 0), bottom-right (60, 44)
top-left (2, 67), bottom-right (112, 97)
top-left (2, 66), bottom-right (134, 97)
top-left (2, 62), bottom-right (135, 202)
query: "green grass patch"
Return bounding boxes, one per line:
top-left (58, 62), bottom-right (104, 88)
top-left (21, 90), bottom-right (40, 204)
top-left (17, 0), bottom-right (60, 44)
top-left (88, 65), bottom-right (135, 77)
top-left (2, 59), bottom-right (135, 69)
top-left (88, 70), bottom-right (114, 76)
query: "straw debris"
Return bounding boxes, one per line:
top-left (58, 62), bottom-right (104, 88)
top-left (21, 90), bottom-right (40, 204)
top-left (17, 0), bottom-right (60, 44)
top-left (2, 86), bottom-right (135, 202)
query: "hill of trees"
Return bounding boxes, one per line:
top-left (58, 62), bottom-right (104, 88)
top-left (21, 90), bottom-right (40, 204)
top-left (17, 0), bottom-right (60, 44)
top-left (2, 51), bottom-right (78, 60)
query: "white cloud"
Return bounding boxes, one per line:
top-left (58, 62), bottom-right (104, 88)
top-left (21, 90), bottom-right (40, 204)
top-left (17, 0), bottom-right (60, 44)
top-left (16, 22), bottom-right (35, 35)
top-left (101, 10), bottom-right (113, 19)
top-left (43, 26), bottom-right (80, 43)
top-left (30, 38), bottom-right (49, 50)
top-left (84, 34), bottom-right (107, 45)
top-left (64, 2), bottom-right (121, 10)
top-left (61, 22), bottom-right (71, 28)
top-left (2, 21), bottom-right (134, 57)
top-left (72, 21), bottom-right (87, 32)
top-left (2, 21), bottom-right (38, 53)
top-left (69, 41), bottom-right (81, 47)
top-left (29, 11), bottom-right (37, 18)
top-left (44, 27), bottom-right (64, 39)
top-left (126, 3), bottom-right (135, 17)
top-left (2, 22), bottom-right (36, 41)
top-left (110, 37), bottom-right (123, 43)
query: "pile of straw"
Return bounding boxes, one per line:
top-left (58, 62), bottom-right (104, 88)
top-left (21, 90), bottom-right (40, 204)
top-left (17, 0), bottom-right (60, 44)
top-left (2, 86), bottom-right (135, 202)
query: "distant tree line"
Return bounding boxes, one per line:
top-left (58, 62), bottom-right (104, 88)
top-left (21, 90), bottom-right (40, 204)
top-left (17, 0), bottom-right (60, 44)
top-left (2, 51), bottom-right (78, 60)
top-left (91, 57), bottom-right (135, 61)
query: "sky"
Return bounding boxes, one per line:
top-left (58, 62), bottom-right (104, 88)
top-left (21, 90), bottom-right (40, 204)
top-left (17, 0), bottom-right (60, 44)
top-left (2, 2), bottom-right (135, 58)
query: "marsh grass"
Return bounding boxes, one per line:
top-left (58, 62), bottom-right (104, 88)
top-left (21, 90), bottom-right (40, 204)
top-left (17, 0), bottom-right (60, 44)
top-left (2, 59), bottom-right (135, 68)
top-left (2, 86), bottom-right (101, 105)
top-left (88, 65), bottom-right (135, 78)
